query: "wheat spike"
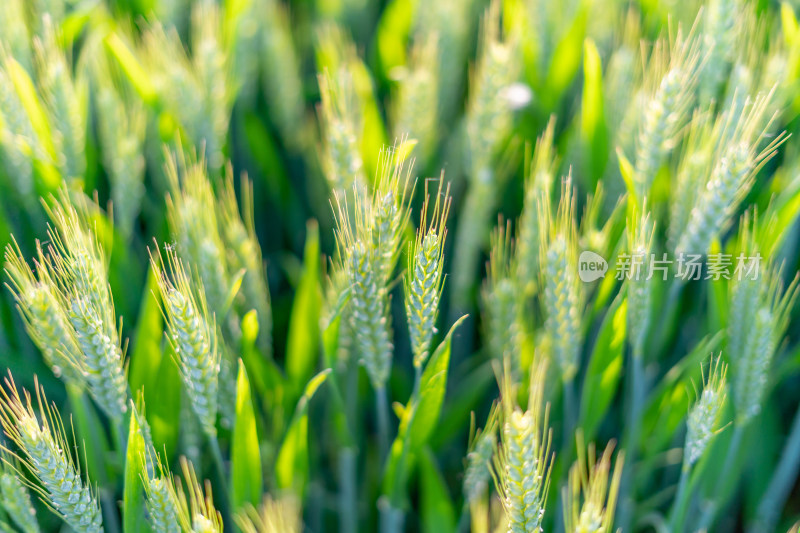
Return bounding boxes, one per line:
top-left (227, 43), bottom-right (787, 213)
top-left (151, 247), bottom-right (220, 437)
top-left (0, 377), bottom-right (103, 532)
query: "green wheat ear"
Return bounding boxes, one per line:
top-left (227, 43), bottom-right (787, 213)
top-left (540, 176), bottom-right (582, 383)
top-left (4, 239), bottom-right (84, 386)
top-left (516, 117), bottom-right (557, 296)
top-left (675, 90), bottom-right (784, 258)
top-left (465, 0), bottom-right (520, 178)
top-left (493, 360), bottom-right (554, 533)
top-left (626, 204), bottom-right (655, 356)
top-left (333, 145), bottom-right (414, 390)
top-left (90, 48), bottom-right (146, 241)
top-left (165, 149), bottom-right (231, 321)
top-left (0, 58), bottom-right (37, 204)
top-left (43, 192), bottom-right (129, 424)
top-left (393, 33), bottom-right (440, 169)
top-left (685, 356), bottom-right (728, 469)
top-left (0, 376), bottom-right (103, 533)
top-left (483, 220), bottom-right (521, 375)
top-left (317, 67), bottom-right (365, 197)
top-left (464, 404), bottom-right (499, 505)
top-left (150, 246), bottom-right (220, 438)
top-left (219, 170), bottom-right (273, 358)
top-left (142, 449), bottom-right (182, 533)
top-left (405, 178), bottom-right (451, 369)
top-left (0, 455), bottom-right (40, 533)
top-left (563, 432), bottom-right (624, 533)
top-left (172, 457), bottom-right (224, 533)
top-left (236, 495), bottom-right (302, 533)
top-left (633, 27), bottom-right (703, 199)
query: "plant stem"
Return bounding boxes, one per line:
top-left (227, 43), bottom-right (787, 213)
top-left (562, 376), bottom-right (576, 448)
top-left (412, 365), bottom-right (422, 400)
top-left (378, 496), bottom-right (404, 533)
top-left (668, 464), bottom-right (691, 532)
top-left (376, 385), bottom-right (390, 464)
top-left (100, 489), bottom-right (121, 533)
top-left (751, 403), bottom-right (800, 533)
top-left (618, 346), bottom-right (646, 531)
top-left (339, 447), bottom-right (358, 533)
top-left (697, 424), bottom-right (744, 530)
top-left (470, 494), bottom-right (489, 533)
top-left (449, 180), bottom-right (494, 327)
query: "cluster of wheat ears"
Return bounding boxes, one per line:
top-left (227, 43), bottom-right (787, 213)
top-left (2, 0), bottom-right (800, 531)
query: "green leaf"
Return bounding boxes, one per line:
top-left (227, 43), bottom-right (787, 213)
top-left (542, 8), bottom-right (587, 110)
top-left (580, 296), bottom-right (626, 442)
top-left (383, 316), bottom-right (466, 503)
top-left (240, 310), bottom-right (270, 398)
top-left (103, 31), bottom-right (159, 106)
top-left (275, 369), bottom-right (331, 496)
top-left (66, 386), bottom-right (111, 485)
top-left (148, 342), bottom-right (182, 460)
top-left (408, 316), bottom-right (466, 450)
top-left (758, 179), bottom-right (800, 257)
top-left (128, 268), bottom-right (164, 398)
top-left (782, 2), bottom-right (800, 47)
top-left (617, 148), bottom-right (637, 205)
top-left (581, 38), bottom-right (608, 185)
top-left (285, 221), bottom-right (322, 400)
top-left (707, 238), bottom-right (728, 333)
top-left (4, 57), bottom-right (61, 194)
top-left (123, 407), bottom-right (147, 533)
top-left (419, 448), bottom-right (456, 533)
top-left (231, 361), bottom-right (263, 512)
top-left (375, 0), bottom-right (417, 77)
top-left (639, 332), bottom-right (723, 453)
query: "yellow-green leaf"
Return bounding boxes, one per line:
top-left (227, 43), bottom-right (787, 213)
top-left (275, 369), bottom-right (331, 496)
top-left (419, 448), bottom-right (455, 533)
top-left (580, 296), bottom-right (626, 442)
top-left (128, 268), bottom-right (163, 398)
top-left (581, 38), bottom-right (608, 184)
top-left (231, 361), bottom-right (263, 512)
top-left (103, 31), bottom-right (158, 106)
top-left (123, 407), bottom-right (147, 533)
top-left (286, 221), bottom-right (322, 400)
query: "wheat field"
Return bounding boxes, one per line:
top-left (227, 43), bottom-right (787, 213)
top-left (0, 0), bottom-right (799, 531)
